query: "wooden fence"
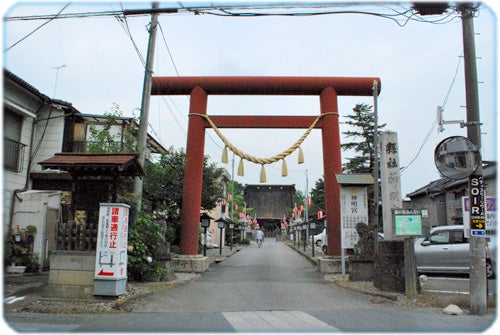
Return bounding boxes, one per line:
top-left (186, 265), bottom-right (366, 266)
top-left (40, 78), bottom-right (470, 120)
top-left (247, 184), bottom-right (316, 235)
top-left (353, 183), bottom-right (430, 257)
top-left (56, 221), bottom-right (98, 251)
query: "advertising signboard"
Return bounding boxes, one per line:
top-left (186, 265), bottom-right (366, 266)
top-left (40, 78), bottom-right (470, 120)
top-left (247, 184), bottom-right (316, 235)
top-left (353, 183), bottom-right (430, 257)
top-left (462, 196), bottom-right (496, 237)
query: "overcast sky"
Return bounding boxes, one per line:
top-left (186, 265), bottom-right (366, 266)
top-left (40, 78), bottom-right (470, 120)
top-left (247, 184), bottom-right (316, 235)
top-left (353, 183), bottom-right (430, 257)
top-left (2, 1), bottom-right (497, 202)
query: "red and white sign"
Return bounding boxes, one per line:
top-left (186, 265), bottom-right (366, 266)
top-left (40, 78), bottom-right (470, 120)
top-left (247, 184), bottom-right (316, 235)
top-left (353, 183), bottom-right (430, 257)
top-left (95, 203), bottom-right (130, 280)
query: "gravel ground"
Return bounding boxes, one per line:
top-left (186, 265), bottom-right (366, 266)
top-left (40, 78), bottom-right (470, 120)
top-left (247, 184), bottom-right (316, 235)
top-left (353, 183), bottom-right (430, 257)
top-left (7, 273), bottom-right (200, 314)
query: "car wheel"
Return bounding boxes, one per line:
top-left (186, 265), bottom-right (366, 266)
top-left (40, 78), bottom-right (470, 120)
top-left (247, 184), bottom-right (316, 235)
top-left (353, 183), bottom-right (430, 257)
top-left (486, 261), bottom-right (495, 279)
top-left (322, 245), bottom-right (327, 254)
top-left (316, 240), bottom-right (322, 247)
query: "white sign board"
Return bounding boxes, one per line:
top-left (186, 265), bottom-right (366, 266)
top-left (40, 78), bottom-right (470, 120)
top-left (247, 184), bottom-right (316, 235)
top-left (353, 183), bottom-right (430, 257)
top-left (340, 187), bottom-right (369, 249)
top-left (95, 203), bottom-right (130, 280)
top-left (462, 196), bottom-right (497, 237)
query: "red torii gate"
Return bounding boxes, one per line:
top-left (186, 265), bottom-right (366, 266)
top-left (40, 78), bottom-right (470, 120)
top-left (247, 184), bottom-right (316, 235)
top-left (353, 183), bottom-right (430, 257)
top-left (151, 76), bottom-right (381, 256)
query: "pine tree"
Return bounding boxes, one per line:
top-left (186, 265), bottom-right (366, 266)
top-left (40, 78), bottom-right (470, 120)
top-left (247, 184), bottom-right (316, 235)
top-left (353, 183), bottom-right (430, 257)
top-left (341, 103), bottom-right (385, 225)
top-left (341, 103), bottom-right (386, 174)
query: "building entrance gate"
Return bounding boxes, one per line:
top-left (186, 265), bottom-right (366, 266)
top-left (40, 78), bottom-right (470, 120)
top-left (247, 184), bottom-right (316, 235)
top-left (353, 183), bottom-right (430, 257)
top-left (151, 76), bottom-right (380, 256)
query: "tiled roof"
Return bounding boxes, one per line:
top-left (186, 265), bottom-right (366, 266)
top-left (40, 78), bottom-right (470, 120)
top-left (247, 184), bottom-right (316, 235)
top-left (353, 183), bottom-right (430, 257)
top-left (406, 161), bottom-right (496, 198)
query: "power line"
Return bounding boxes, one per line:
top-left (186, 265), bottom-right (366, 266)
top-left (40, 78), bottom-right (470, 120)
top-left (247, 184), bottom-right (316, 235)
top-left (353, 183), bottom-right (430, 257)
top-left (4, 3), bottom-right (466, 27)
top-left (400, 118), bottom-right (437, 174)
top-left (400, 52), bottom-right (465, 174)
top-left (4, 2), bottom-right (71, 52)
top-left (441, 53), bottom-right (464, 109)
top-left (115, 13), bottom-right (146, 66)
top-left (157, 22), bottom-right (180, 76)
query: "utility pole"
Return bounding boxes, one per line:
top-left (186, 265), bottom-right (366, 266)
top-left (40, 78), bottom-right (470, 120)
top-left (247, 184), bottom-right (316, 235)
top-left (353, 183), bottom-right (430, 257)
top-left (372, 80), bottom-right (380, 241)
top-left (460, 4), bottom-right (486, 316)
top-left (134, 2), bottom-right (160, 213)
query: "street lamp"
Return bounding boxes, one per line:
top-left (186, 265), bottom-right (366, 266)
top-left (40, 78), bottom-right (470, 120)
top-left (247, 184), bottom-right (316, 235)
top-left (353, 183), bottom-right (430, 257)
top-left (200, 213), bottom-right (212, 257)
top-left (215, 217), bottom-right (226, 256)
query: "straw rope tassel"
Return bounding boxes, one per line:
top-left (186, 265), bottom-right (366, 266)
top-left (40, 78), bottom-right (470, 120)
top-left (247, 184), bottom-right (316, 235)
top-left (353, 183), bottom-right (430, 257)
top-left (281, 159), bottom-right (288, 177)
top-left (260, 164), bottom-right (267, 183)
top-left (190, 112), bottom-right (337, 180)
top-left (221, 146), bottom-right (229, 164)
top-left (298, 146), bottom-right (304, 164)
top-left (237, 158), bottom-right (245, 176)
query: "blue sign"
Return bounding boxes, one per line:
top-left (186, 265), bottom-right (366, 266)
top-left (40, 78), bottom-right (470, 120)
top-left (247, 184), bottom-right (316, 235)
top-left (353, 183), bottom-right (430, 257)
top-left (471, 229), bottom-right (486, 236)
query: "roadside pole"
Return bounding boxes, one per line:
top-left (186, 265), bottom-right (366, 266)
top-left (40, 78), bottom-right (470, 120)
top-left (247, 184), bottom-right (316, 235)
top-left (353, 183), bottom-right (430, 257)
top-left (372, 80), bottom-right (380, 253)
top-left (134, 2), bottom-right (160, 212)
top-left (460, 4), bottom-right (486, 315)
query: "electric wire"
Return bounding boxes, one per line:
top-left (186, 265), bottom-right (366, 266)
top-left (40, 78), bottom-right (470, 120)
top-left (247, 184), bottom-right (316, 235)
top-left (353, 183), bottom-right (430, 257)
top-left (4, 3), bottom-right (466, 28)
top-left (115, 11), bottom-right (146, 66)
top-left (3, 2), bottom-right (71, 52)
top-left (400, 52), bottom-right (464, 174)
top-left (155, 19), bottom-right (223, 152)
top-left (158, 22), bottom-right (181, 77)
top-left (441, 53), bottom-right (464, 109)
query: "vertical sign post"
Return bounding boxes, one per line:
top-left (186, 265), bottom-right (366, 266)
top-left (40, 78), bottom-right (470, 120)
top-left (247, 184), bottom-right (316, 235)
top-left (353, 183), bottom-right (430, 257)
top-left (94, 203), bottom-right (130, 296)
top-left (469, 175), bottom-right (486, 236)
top-left (339, 186), bottom-right (369, 276)
top-left (393, 209), bottom-right (422, 299)
top-left (380, 131), bottom-right (403, 240)
top-left (335, 174), bottom-right (373, 276)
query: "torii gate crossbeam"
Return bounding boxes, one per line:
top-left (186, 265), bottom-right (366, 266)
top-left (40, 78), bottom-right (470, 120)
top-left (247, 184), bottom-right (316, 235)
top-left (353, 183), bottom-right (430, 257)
top-left (151, 76), bottom-right (381, 256)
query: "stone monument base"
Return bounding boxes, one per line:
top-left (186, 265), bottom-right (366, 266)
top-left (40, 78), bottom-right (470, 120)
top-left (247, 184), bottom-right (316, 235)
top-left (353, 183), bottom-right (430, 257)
top-left (374, 240), bottom-right (404, 293)
top-left (349, 255), bottom-right (374, 281)
top-left (171, 255), bottom-right (209, 273)
top-left (45, 251), bottom-right (96, 299)
top-left (317, 256), bottom-right (345, 273)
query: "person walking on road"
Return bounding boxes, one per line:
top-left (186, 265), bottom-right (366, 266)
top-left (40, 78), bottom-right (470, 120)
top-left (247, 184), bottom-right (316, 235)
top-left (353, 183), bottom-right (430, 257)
top-left (255, 228), bottom-right (264, 248)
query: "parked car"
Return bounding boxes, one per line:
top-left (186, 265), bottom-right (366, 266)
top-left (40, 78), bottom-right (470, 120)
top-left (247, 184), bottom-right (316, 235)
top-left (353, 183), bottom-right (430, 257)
top-left (314, 228), bottom-right (326, 247)
top-left (414, 225), bottom-right (496, 279)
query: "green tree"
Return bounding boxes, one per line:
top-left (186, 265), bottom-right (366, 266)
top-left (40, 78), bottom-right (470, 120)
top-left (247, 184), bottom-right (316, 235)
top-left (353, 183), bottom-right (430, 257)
top-left (86, 103), bottom-right (136, 153)
top-left (341, 103), bottom-right (385, 225)
top-left (341, 103), bottom-right (386, 173)
top-left (309, 177), bottom-right (325, 218)
top-left (226, 180), bottom-right (247, 222)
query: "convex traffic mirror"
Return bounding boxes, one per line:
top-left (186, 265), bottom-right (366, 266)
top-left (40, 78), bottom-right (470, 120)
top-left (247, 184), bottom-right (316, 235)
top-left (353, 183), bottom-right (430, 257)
top-left (434, 136), bottom-right (481, 180)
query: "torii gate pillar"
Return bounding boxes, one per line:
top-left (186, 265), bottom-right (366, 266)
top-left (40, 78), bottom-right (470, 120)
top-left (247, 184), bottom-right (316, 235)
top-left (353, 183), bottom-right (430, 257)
top-left (320, 87), bottom-right (342, 257)
top-left (180, 87), bottom-right (208, 255)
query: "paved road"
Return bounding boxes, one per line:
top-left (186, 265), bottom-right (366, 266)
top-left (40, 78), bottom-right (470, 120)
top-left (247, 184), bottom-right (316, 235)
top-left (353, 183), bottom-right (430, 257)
top-left (4, 240), bottom-right (496, 332)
